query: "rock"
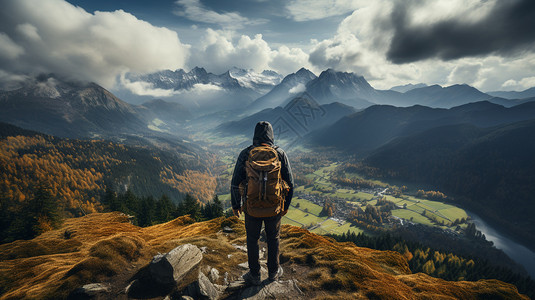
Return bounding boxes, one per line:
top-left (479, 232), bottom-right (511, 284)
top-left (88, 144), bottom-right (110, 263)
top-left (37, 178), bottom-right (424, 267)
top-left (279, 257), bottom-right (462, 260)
top-left (237, 279), bottom-right (303, 300)
top-left (232, 244), bottom-right (247, 252)
top-left (199, 271), bottom-right (222, 300)
top-left (224, 272), bottom-right (229, 285)
top-left (209, 267), bottom-right (220, 282)
top-left (149, 244), bottom-right (202, 285)
top-left (222, 226), bottom-right (234, 233)
top-left (184, 271), bottom-right (223, 300)
top-left (68, 283), bottom-right (111, 299)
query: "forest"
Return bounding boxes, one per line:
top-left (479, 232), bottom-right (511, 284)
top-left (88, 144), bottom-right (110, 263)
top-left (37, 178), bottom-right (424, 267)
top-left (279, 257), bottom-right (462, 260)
top-left (331, 231), bottom-right (535, 299)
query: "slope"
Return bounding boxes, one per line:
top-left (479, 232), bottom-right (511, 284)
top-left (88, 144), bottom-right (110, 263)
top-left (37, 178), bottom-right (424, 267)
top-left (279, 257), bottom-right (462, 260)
top-left (306, 101), bottom-right (535, 156)
top-left (0, 212), bottom-right (528, 299)
top-left (364, 120), bottom-right (535, 251)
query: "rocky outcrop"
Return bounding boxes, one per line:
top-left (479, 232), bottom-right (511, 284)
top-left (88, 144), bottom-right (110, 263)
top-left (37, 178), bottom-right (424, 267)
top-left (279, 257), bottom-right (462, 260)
top-left (149, 243), bottom-right (203, 285)
top-left (67, 283), bottom-right (111, 299)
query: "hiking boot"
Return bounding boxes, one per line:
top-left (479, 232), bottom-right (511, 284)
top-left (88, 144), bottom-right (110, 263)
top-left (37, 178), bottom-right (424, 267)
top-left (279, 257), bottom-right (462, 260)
top-left (242, 271), bottom-right (261, 286)
top-left (268, 265), bottom-right (283, 281)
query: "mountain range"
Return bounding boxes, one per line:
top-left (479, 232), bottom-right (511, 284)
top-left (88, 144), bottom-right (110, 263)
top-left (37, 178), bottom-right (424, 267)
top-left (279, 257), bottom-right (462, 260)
top-left (218, 93), bottom-right (357, 141)
top-left (364, 119), bottom-right (535, 251)
top-left (117, 67), bottom-right (283, 114)
top-left (306, 101), bottom-right (535, 155)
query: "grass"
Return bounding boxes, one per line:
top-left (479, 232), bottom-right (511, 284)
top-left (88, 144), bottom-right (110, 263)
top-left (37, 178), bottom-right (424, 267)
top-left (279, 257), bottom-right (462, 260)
top-left (291, 197), bottom-right (323, 216)
top-left (0, 213), bottom-right (525, 300)
top-left (391, 209), bottom-right (435, 226)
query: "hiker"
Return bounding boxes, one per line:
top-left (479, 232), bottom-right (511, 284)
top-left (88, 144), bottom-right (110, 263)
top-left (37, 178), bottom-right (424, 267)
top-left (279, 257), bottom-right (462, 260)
top-left (230, 121), bottom-right (294, 285)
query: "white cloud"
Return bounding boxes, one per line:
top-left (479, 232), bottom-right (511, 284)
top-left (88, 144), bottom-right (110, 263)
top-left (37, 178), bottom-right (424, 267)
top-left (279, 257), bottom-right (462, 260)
top-left (189, 29), bottom-right (311, 76)
top-left (289, 83), bottom-right (306, 94)
top-left (0, 0), bottom-right (190, 89)
top-left (120, 74), bottom-right (223, 98)
top-left (174, 0), bottom-right (267, 28)
top-left (285, 0), bottom-right (364, 21)
top-left (0, 33), bottom-right (25, 59)
top-left (305, 0), bottom-right (535, 91)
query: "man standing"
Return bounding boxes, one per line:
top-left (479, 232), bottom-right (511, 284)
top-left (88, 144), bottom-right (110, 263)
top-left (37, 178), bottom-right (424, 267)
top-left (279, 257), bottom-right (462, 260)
top-left (230, 121), bottom-right (294, 285)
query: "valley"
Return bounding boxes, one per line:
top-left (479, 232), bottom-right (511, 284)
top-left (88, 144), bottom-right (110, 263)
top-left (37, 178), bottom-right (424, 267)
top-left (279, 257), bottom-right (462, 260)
top-left (1, 68), bottom-right (535, 299)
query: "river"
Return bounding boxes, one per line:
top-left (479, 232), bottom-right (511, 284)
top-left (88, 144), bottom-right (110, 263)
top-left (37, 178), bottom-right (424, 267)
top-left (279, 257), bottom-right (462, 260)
top-left (468, 211), bottom-right (535, 278)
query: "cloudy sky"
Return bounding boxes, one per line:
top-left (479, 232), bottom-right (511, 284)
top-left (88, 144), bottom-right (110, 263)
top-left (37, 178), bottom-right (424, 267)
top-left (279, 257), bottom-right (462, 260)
top-left (1, 0), bottom-right (534, 92)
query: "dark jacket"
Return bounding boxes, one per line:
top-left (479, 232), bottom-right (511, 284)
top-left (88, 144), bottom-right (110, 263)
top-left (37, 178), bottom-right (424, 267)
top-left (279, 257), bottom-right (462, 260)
top-left (230, 121), bottom-right (294, 211)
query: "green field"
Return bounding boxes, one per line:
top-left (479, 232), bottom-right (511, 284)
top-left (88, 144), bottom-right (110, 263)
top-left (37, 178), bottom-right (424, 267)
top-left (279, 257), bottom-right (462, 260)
top-left (219, 159), bottom-right (469, 237)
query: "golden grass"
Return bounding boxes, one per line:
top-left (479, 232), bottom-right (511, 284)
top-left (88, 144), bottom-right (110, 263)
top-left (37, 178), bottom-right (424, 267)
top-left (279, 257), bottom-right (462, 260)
top-left (0, 212), bottom-right (529, 300)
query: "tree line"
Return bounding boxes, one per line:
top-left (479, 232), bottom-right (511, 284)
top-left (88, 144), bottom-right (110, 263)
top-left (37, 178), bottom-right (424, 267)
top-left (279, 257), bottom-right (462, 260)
top-left (101, 188), bottom-right (224, 227)
top-left (331, 231), bottom-right (535, 299)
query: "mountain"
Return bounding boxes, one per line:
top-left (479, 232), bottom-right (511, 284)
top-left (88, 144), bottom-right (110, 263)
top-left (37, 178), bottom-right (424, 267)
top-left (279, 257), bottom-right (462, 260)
top-left (488, 87), bottom-right (535, 99)
top-left (139, 99), bottom-right (192, 133)
top-left (306, 101), bottom-right (535, 155)
top-left (121, 67), bottom-right (282, 114)
top-left (399, 84), bottom-right (492, 108)
top-left (228, 67), bottom-right (283, 95)
top-left (0, 122), bottom-right (212, 211)
top-left (245, 67), bottom-right (317, 114)
top-left (0, 75), bottom-right (148, 139)
top-left (218, 93), bottom-right (357, 139)
top-left (303, 69), bottom-right (377, 108)
top-left (390, 83), bottom-right (428, 93)
top-left (0, 213), bottom-right (528, 299)
top-left (364, 119), bottom-right (535, 251)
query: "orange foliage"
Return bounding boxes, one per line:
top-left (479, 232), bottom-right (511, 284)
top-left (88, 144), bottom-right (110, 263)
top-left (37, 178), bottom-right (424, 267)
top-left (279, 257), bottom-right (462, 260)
top-left (0, 213), bottom-right (528, 300)
top-left (160, 169), bottom-right (216, 203)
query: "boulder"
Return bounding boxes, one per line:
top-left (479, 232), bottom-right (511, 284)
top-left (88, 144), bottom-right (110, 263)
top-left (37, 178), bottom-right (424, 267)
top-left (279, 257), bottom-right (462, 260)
top-left (184, 271), bottom-right (224, 300)
top-left (209, 267), bottom-right (220, 283)
top-left (236, 279), bottom-right (303, 300)
top-left (149, 244), bottom-right (202, 285)
top-left (68, 283), bottom-right (111, 299)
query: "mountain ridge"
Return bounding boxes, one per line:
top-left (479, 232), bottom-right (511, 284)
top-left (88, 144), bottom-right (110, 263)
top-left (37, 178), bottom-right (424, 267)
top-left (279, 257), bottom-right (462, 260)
top-left (0, 212), bottom-right (527, 299)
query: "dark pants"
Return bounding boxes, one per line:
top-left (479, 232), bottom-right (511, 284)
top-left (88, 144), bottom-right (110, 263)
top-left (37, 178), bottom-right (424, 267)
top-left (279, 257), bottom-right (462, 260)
top-left (245, 212), bottom-right (282, 276)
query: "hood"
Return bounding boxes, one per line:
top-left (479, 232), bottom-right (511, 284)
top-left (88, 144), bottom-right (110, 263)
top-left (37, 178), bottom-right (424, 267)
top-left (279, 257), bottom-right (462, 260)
top-left (253, 121), bottom-right (274, 146)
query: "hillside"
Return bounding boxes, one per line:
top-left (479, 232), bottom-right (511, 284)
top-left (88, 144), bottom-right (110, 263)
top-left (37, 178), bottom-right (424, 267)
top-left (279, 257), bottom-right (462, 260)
top-left (363, 120), bottom-right (535, 251)
top-left (218, 94), bottom-right (357, 137)
top-left (0, 123), bottom-right (216, 242)
top-left (306, 101), bottom-right (535, 155)
top-left (0, 76), bottom-right (149, 139)
top-left (0, 212), bottom-right (528, 299)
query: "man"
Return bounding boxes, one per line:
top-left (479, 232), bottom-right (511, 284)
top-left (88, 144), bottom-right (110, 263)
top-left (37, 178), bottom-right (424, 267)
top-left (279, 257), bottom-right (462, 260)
top-left (230, 121), bottom-right (294, 285)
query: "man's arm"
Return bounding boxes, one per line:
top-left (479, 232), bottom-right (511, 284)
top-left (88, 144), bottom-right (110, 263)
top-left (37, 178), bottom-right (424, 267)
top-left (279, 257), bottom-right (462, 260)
top-left (278, 149), bottom-right (294, 211)
top-left (230, 148), bottom-right (249, 213)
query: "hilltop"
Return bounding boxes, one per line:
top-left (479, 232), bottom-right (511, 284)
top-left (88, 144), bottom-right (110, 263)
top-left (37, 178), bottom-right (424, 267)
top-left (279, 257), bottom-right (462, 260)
top-left (0, 212), bottom-right (527, 299)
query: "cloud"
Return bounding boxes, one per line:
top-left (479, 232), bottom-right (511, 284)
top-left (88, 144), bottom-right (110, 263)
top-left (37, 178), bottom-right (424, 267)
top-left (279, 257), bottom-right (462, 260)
top-left (174, 0), bottom-right (267, 28)
top-left (386, 0), bottom-right (535, 63)
top-left (285, 0), bottom-right (363, 21)
top-left (289, 83), bottom-right (306, 94)
top-left (502, 76), bottom-right (535, 91)
top-left (0, 33), bottom-right (25, 59)
top-left (0, 0), bottom-right (190, 89)
top-left (120, 74), bottom-right (223, 98)
top-left (305, 0), bottom-right (535, 91)
top-left (189, 29), bottom-right (311, 75)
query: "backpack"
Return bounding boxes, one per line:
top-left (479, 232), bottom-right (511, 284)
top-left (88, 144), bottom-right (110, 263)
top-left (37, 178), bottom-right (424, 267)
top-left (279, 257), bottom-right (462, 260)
top-left (243, 144), bottom-right (288, 217)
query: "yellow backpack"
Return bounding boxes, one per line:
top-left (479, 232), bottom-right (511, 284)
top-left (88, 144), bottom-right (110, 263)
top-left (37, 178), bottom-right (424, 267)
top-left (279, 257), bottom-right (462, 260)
top-left (243, 145), bottom-right (288, 217)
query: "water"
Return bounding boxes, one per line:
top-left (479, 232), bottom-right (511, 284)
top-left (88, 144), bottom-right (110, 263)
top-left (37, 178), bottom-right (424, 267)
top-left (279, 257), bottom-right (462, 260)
top-left (468, 211), bottom-right (535, 278)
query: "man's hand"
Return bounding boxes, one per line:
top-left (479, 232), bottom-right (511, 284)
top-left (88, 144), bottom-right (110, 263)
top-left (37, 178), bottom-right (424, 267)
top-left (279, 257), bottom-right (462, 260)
top-left (233, 207), bottom-right (242, 218)
top-left (281, 209), bottom-right (288, 216)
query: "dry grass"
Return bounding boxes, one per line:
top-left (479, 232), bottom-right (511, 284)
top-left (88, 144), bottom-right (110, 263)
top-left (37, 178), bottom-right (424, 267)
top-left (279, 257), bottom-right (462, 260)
top-left (0, 212), bottom-right (529, 300)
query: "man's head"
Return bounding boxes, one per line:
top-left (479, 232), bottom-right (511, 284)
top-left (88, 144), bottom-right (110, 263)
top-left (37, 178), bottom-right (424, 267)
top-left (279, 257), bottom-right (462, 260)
top-left (253, 121), bottom-right (274, 146)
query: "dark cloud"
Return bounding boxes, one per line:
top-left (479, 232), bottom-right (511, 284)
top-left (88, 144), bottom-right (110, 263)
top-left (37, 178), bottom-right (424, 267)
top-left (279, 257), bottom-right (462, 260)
top-left (387, 0), bottom-right (535, 63)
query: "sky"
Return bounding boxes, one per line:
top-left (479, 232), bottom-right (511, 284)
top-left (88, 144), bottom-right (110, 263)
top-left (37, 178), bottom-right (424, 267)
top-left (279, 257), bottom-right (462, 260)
top-left (1, 0), bottom-right (535, 92)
